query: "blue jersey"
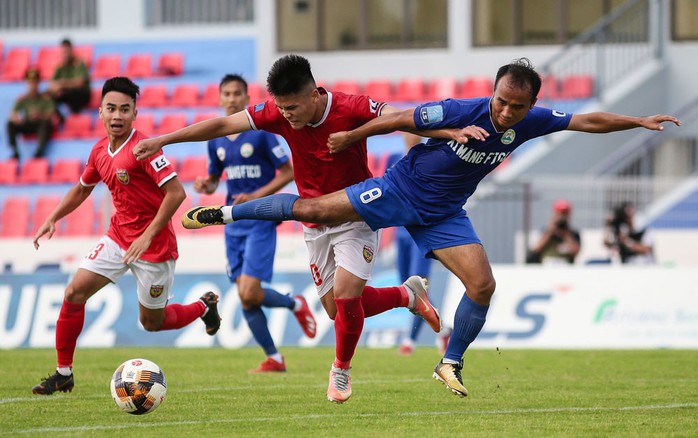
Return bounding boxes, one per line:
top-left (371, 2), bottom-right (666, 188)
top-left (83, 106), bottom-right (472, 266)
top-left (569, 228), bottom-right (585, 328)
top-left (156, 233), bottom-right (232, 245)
top-left (207, 130), bottom-right (289, 235)
top-left (383, 98), bottom-right (572, 223)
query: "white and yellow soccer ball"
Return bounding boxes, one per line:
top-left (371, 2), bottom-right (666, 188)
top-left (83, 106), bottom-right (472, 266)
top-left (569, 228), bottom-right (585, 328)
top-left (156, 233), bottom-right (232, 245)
top-left (110, 358), bottom-right (167, 415)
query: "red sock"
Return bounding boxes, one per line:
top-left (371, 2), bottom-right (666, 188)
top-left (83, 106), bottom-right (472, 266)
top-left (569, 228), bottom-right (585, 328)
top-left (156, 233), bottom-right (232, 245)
top-left (56, 300), bottom-right (85, 368)
top-left (361, 285), bottom-right (409, 317)
top-left (159, 301), bottom-right (206, 330)
top-left (333, 297), bottom-right (364, 369)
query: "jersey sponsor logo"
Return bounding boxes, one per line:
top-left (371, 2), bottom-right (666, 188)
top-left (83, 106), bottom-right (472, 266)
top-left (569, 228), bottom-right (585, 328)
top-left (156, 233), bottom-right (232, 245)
top-left (501, 129), bottom-right (516, 145)
top-left (150, 155), bottom-right (171, 172)
top-left (240, 143), bottom-right (254, 158)
top-left (552, 110), bottom-right (567, 117)
top-left (362, 245), bottom-right (374, 263)
top-left (369, 98), bottom-right (380, 114)
top-left (419, 105), bottom-right (444, 124)
top-left (216, 147), bottom-right (226, 162)
top-left (447, 140), bottom-right (510, 165)
top-left (271, 145), bottom-right (288, 159)
top-left (116, 168), bottom-right (130, 185)
top-left (254, 102), bottom-right (266, 112)
top-left (225, 164), bottom-right (262, 179)
top-left (149, 285), bottom-right (164, 298)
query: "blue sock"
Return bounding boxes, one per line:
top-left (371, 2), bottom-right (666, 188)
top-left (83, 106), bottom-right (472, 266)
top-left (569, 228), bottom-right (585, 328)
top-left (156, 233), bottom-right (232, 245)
top-left (444, 293), bottom-right (489, 363)
top-left (409, 314), bottom-right (425, 341)
top-left (232, 193), bottom-right (299, 221)
top-left (262, 288), bottom-right (295, 309)
top-left (242, 307), bottom-right (277, 356)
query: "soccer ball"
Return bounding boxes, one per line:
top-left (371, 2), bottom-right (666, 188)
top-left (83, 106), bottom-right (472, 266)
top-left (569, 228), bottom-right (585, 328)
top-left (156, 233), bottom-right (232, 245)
top-left (110, 358), bottom-right (167, 415)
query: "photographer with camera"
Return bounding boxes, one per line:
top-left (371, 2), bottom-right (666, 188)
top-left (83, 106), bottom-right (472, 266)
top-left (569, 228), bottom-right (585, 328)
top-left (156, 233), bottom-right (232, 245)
top-left (528, 199), bottom-right (581, 265)
top-left (603, 202), bottom-right (654, 264)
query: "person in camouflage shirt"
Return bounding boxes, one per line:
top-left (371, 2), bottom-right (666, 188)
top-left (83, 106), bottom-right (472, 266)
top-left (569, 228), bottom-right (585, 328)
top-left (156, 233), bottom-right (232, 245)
top-left (48, 38), bottom-right (91, 118)
top-left (7, 69), bottom-right (56, 159)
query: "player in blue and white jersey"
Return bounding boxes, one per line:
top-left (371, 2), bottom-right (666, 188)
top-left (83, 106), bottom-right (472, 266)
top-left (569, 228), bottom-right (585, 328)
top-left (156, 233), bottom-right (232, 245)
top-left (181, 58), bottom-right (680, 396)
top-left (193, 74), bottom-right (317, 374)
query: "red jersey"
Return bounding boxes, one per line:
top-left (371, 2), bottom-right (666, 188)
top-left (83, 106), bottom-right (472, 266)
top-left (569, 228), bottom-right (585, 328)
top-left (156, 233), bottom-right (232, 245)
top-left (246, 88), bottom-right (386, 199)
top-left (81, 129), bottom-right (179, 263)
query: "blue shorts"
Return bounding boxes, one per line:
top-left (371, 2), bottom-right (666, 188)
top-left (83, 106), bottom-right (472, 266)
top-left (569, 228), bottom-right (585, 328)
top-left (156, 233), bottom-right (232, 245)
top-left (225, 221), bottom-right (277, 283)
top-left (396, 227), bottom-right (432, 280)
top-left (346, 178), bottom-right (481, 259)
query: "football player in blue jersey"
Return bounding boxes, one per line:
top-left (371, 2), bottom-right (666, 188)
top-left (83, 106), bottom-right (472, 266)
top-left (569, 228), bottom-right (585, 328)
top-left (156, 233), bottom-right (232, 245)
top-left (193, 74), bottom-right (317, 373)
top-left (180, 58), bottom-right (680, 397)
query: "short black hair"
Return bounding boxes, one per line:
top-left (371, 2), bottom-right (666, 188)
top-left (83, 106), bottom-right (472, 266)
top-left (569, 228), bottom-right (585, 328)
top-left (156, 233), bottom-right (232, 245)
top-left (101, 76), bottom-right (140, 102)
top-left (61, 38), bottom-right (72, 47)
top-left (266, 54), bottom-right (316, 97)
top-left (495, 57), bottom-right (541, 101)
top-left (220, 74), bottom-right (248, 93)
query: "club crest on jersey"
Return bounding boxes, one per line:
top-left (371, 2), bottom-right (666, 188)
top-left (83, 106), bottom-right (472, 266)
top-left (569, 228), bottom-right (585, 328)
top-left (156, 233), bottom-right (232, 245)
top-left (240, 143), bottom-right (254, 158)
top-left (217, 147), bottom-right (226, 161)
top-left (116, 169), bottom-right (130, 185)
top-left (501, 129), bottom-right (516, 145)
top-left (149, 285), bottom-right (164, 298)
top-left (363, 245), bottom-right (374, 263)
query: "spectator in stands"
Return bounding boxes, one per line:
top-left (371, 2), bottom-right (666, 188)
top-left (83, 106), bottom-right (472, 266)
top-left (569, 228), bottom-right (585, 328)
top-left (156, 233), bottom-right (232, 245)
top-left (528, 199), bottom-right (581, 265)
top-left (6, 68), bottom-right (56, 159)
top-left (603, 201), bottom-right (654, 264)
top-left (48, 38), bottom-right (91, 121)
top-left (192, 74), bottom-right (314, 373)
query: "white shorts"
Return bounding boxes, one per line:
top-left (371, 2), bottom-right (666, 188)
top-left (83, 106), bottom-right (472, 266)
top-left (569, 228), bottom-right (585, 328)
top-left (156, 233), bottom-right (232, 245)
top-left (303, 221), bottom-right (380, 297)
top-left (79, 235), bottom-right (175, 309)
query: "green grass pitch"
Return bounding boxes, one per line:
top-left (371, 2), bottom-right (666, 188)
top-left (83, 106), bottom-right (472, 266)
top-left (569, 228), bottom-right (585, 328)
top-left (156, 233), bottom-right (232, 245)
top-left (2, 347), bottom-right (697, 436)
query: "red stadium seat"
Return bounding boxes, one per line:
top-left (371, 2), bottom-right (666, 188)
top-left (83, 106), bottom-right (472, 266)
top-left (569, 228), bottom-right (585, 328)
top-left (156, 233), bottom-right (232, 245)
top-left (0, 47), bottom-right (31, 81)
top-left (427, 77), bottom-right (459, 101)
top-left (124, 53), bottom-right (153, 78)
top-left (460, 77), bottom-right (493, 98)
top-left (0, 159), bottom-right (19, 185)
top-left (139, 85), bottom-right (169, 108)
top-left (133, 114), bottom-right (155, 136)
top-left (18, 158), bottom-right (50, 184)
top-left (201, 83), bottom-right (220, 107)
top-left (367, 152), bottom-right (390, 177)
top-left (36, 46), bottom-right (62, 80)
top-left (156, 113), bottom-right (187, 136)
top-left (55, 114), bottom-right (93, 139)
top-left (560, 75), bottom-right (594, 99)
top-left (31, 196), bottom-right (61, 235)
top-left (92, 54), bottom-right (121, 79)
top-left (89, 87), bottom-right (102, 108)
top-left (0, 196), bottom-right (30, 237)
top-left (73, 45), bottom-right (94, 68)
top-left (364, 80), bottom-right (394, 102)
top-left (170, 84), bottom-right (200, 107)
top-left (395, 78), bottom-right (428, 102)
top-left (538, 75), bottom-right (560, 100)
top-left (247, 82), bottom-right (270, 104)
top-left (157, 52), bottom-right (184, 76)
top-left (49, 159), bottom-right (82, 184)
top-left (63, 197), bottom-right (96, 236)
top-left (332, 80), bottom-right (362, 95)
top-left (177, 156), bottom-right (207, 182)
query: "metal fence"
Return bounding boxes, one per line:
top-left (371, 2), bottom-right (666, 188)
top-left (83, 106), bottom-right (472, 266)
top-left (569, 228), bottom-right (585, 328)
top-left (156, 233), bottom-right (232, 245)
top-left (0, 0), bottom-right (97, 29)
top-left (145, 0), bottom-right (254, 26)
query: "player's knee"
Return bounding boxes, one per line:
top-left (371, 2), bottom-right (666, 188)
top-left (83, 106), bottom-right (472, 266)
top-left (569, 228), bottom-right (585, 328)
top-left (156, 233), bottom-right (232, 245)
top-left (64, 284), bottom-right (88, 304)
top-left (470, 277), bottom-right (496, 303)
top-left (238, 288), bottom-right (263, 309)
top-left (294, 199), bottom-right (327, 222)
top-left (140, 317), bottom-right (163, 332)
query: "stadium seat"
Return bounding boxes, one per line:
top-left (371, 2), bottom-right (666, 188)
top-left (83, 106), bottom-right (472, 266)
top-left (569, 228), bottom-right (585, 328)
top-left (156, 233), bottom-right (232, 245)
top-left (63, 197), bottom-right (95, 236)
top-left (560, 75), bottom-right (594, 99)
top-left (73, 44), bottom-right (94, 68)
top-left (124, 53), bottom-right (153, 78)
top-left (201, 83), bottom-right (220, 107)
top-left (0, 159), bottom-right (19, 185)
top-left (170, 84), bottom-right (200, 107)
top-left (427, 77), bottom-right (459, 101)
top-left (156, 113), bottom-right (187, 136)
top-left (31, 196), bottom-right (61, 235)
top-left (0, 47), bottom-right (31, 81)
top-left (364, 80), bottom-right (394, 102)
top-left (36, 46), bottom-right (62, 80)
top-left (49, 159), bottom-right (82, 184)
top-left (177, 156), bottom-right (207, 182)
top-left (92, 54), bottom-right (121, 79)
top-left (133, 114), bottom-right (155, 136)
top-left (18, 158), bottom-right (50, 184)
top-left (367, 152), bottom-right (390, 177)
top-left (139, 85), bottom-right (169, 108)
top-left (538, 75), bottom-right (560, 100)
top-left (247, 82), bottom-right (269, 104)
top-left (0, 197), bottom-right (30, 237)
top-left (193, 112), bottom-right (220, 124)
top-left (460, 77), bottom-right (493, 98)
top-left (0, 40), bottom-right (4, 63)
top-left (395, 78), bottom-right (428, 102)
top-left (89, 87), bottom-right (102, 108)
top-left (55, 113), bottom-right (93, 139)
top-left (157, 52), bottom-right (184, 76)
top-left (332, 80), bottom-right (362, 95)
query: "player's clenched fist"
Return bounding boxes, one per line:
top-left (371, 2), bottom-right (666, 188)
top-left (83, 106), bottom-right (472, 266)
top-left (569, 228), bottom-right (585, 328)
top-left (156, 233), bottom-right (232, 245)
top-left (133, 137), bottom-right (163, 161)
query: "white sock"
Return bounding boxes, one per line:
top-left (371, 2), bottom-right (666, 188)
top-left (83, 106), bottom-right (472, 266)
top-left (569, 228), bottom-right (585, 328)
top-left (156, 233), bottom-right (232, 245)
top-left (57, 367), bottom-right (72, 376)
top-left (292, 297), bottom-right (302, 312)
top-left (404, 285), bottom-right (415, 309)
top-left (442, 358), bottom-right (459, 365)
top-left (221, 206), bottom-right (233, 223)
top-left (269, 353), bottom-right (284, 363)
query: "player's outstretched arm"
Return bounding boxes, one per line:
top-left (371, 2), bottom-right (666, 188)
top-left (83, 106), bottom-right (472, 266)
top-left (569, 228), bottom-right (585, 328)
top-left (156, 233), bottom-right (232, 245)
top-left (328, 108), bottom-right (415, 153)
top-left (134, 111), bottom-right (253, 161)
top-left (33, 183), bottom-right (94, 249)
top-left (567, 112), bottom-right (681, 133)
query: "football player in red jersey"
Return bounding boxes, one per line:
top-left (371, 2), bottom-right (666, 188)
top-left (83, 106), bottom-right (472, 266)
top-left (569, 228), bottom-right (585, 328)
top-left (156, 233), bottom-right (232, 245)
top-left (31, 77), bottom-right (221, 396)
